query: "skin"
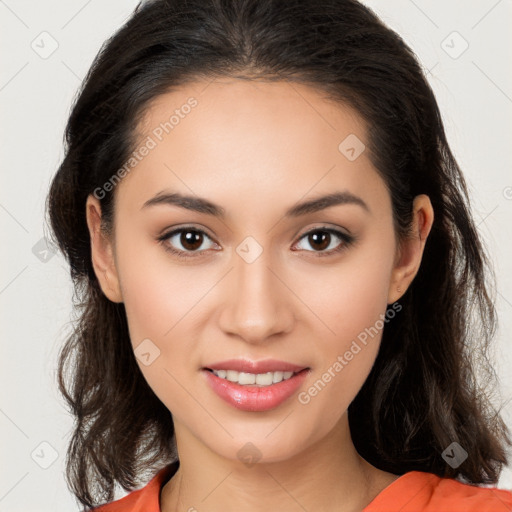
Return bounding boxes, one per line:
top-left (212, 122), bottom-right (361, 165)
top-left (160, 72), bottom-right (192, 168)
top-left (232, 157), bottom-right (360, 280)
top-left (86, 79), bottom-right (434, 512)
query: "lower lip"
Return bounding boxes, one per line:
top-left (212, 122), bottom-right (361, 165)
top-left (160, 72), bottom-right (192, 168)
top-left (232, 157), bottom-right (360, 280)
top-left (202, 368), bottom-right (310, 412)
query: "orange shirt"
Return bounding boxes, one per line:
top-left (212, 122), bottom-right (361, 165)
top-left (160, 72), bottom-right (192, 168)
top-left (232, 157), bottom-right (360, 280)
top-left (92, 461), bottom-right (512, 512)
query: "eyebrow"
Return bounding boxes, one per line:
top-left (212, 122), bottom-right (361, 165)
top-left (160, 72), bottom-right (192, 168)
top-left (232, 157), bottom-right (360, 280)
top-left (141, 190), bottom-right (370, 217)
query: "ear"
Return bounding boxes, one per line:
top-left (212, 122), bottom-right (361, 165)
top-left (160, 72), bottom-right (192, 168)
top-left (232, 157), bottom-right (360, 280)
top-left (387, 194), bottom-right (434, 304)
top-left (85, 194), bottom-right (123, 303)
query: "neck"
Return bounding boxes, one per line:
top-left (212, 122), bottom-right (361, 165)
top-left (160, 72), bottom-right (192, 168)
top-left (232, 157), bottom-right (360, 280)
top-left (161, 414), bottom-right (395, 512)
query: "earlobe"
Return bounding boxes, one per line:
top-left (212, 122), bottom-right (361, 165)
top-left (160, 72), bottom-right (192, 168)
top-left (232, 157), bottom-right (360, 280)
top-left (387, 194), bottom-right (434, 304)
top-left (85, 195), bottom-right (123, 303)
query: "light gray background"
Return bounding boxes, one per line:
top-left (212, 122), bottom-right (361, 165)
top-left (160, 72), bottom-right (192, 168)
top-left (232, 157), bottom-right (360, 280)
top-left (1, 1), bottom-right (511, 510)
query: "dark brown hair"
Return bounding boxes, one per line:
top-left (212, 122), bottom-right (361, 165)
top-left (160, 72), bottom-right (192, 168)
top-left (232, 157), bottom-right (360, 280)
top-left (46, 0), bottom-right (511, 508)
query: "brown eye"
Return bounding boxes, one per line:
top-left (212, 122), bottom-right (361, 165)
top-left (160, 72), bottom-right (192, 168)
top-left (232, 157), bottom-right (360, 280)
top-left (158, 227), bottom-right (217, 258)
top-left (307, 231), bottom-right (331, 251)
top-left (179, 230), bottom-right (204, 251)
top-left (294, 227), bottom-right (355, 256)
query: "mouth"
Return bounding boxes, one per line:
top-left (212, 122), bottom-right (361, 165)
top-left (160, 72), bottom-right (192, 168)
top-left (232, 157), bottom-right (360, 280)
top-left (202, 367), bottom-right (309, 387)
top-left (202, 367), bottom-right (311, 412)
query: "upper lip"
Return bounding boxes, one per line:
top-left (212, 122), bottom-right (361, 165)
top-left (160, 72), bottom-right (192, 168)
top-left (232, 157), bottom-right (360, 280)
top-left (203, 359), bottom-right (308, 374)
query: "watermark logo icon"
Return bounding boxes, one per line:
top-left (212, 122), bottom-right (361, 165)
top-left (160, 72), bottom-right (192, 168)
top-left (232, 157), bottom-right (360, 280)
top-left (31, 441), bottom-right (58, 469)
top-left (237, 442), bottom-right (262, 468)
top-left (32, 237), bottom-right (56, 263)
top-left (236, 236), bottom-right (263, 264)
top-left (31, 31), bottom-right (59, 59)
top-left (442, 441), bottom-right (468, 468)
top-left (441, 31), bottom-right (469, 60)
top-left (134, 338), bottom-right (161, 366)
top-left (338, 134), bottom-right (366, 161)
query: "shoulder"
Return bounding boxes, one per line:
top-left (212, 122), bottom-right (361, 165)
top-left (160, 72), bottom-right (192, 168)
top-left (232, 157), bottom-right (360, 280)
top-left (90, 461), bottom-right (179, 512)
top-left (364, 470), bottom-right (512, 512)
top-left (427, 474), bottom-right (512, 511)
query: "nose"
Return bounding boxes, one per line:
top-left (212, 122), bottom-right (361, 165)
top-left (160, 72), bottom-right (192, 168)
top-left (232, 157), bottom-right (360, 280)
top-left (217, 250), bottom-right (295, 345)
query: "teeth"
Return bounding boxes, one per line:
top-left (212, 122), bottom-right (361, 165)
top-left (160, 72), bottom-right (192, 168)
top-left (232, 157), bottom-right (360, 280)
top-left (211, 369), bottom-right (296, 386)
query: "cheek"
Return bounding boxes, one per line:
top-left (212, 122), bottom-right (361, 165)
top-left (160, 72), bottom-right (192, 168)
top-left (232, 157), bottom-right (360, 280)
top-left (115, 242), bottom-right (211, 419)
top-left (114, 231), bottom-right (220, 406)
top-left (295, 235), bottom-right (394, 349)
top-left (294, 238), bottom-right (395, 415)
top-left (116, 226), bottom-right (213, 344)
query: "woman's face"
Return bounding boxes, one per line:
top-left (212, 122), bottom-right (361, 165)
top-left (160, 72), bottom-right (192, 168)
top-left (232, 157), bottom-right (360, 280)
top-left (88, 78), bottom-right (425, 463)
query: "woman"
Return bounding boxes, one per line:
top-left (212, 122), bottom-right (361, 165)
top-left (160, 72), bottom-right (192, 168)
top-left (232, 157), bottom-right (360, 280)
top-left (46, 0), bottom-right (512, 510)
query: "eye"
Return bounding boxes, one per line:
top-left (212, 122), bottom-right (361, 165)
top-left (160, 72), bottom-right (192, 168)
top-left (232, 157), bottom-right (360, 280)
top-left (293, 227), bottom-right (355, 256)
top-left (157, 227), bottom-right (218, 259)
top-left (157, 225), bottom-right (355, 260)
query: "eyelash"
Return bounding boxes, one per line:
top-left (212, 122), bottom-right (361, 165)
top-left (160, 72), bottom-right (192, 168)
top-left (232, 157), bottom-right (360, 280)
top-left (157, 225), bottom-right (355, 260)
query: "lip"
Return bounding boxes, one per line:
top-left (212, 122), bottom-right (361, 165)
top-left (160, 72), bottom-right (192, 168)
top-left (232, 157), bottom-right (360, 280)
top-left (202, 358), bottom-right (308, 374)
top-left (202, 367), bottom-right (311, 412)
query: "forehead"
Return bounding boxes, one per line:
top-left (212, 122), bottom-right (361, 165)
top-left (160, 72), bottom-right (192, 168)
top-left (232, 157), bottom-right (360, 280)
top-left (138, 78), bottom-right (367, 151)
top-left (115, 78), bottom-right (387, 218)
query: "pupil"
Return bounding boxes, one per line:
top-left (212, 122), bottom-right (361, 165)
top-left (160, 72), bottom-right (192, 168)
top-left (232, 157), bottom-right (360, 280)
top-left (182, 231), bottom-right (202, 250)
top-left (310, 231), bottom-right (329, 251)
